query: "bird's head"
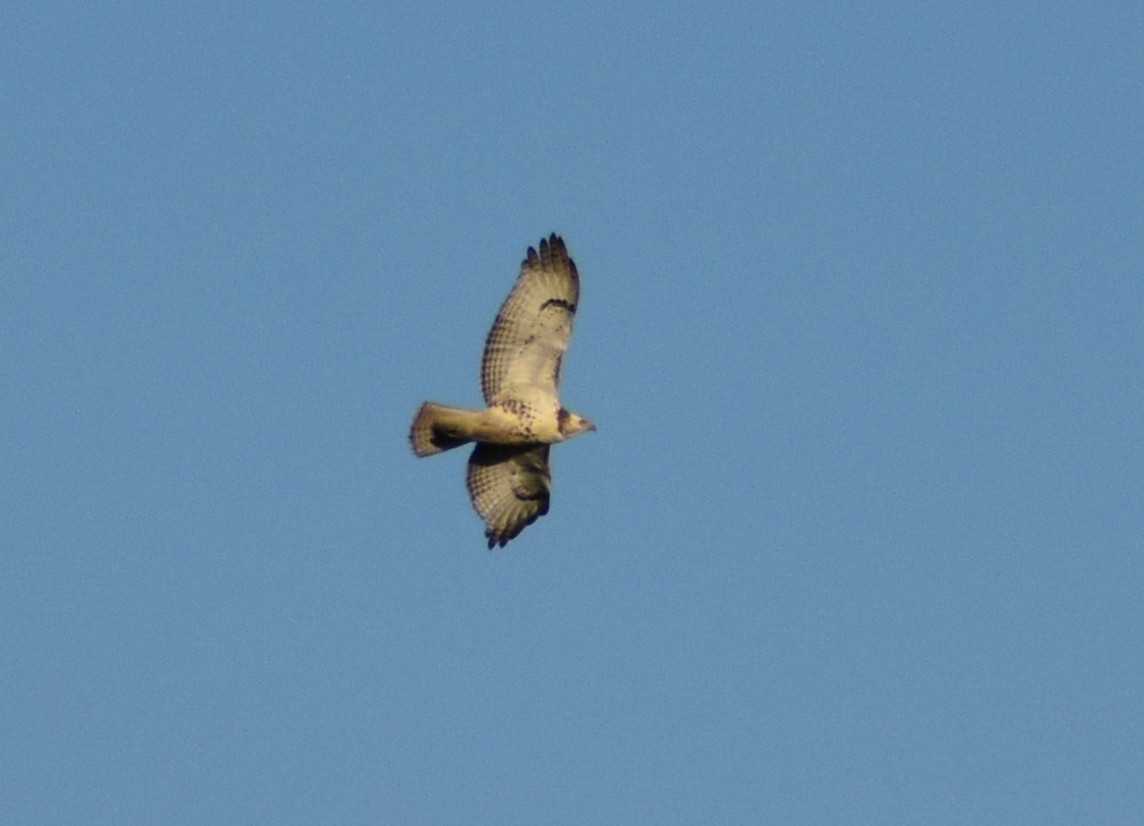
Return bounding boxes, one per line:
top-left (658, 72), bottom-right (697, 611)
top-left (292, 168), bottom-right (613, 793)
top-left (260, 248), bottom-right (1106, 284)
top-left (558, 409), bottom-right (596, 440)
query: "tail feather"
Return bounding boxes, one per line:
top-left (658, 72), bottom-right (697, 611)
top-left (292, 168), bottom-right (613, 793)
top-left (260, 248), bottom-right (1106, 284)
top-left (409, 402), bottom-right (482, 457)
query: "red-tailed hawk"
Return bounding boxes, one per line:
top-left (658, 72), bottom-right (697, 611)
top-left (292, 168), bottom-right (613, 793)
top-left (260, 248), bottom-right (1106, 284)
top-left (410, 234), bottom-right (595, 548)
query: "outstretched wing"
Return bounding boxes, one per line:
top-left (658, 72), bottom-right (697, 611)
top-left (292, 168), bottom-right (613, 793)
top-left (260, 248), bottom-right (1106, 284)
top-left (466, 444), bottom-right (552, 548)
top-left (480, 234), bottom-right (579, 404)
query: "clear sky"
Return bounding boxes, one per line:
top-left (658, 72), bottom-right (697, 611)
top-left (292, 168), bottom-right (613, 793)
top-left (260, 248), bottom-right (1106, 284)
top-left (3, 3), bottom-right (1142, 823)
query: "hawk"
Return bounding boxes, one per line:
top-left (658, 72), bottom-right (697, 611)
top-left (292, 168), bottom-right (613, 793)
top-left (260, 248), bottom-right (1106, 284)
top-left (409, 234), bottom-right (595, 548)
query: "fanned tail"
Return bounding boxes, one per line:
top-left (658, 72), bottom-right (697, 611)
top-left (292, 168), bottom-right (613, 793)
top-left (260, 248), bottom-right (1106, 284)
top-left (409, 402), bottom-right (482, 457)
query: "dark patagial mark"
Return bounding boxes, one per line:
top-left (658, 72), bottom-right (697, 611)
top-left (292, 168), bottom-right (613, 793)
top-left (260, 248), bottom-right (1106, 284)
top-left (540, 298), bottom-right (576, 314)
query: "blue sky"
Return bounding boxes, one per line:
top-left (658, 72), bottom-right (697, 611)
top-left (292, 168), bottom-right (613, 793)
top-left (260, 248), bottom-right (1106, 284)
top-left (3, 3), bottom-right (1142, 823)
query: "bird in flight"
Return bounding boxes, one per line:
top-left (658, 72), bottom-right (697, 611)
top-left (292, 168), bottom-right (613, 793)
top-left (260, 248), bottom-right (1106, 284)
top-left (409, 234), bottom-right (595, 548)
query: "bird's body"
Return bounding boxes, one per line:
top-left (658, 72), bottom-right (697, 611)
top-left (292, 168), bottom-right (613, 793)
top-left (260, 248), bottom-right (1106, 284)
top-left (410, 398), bottom-right (580, 455)
top-left (409, 234), bottom-right (594, 548)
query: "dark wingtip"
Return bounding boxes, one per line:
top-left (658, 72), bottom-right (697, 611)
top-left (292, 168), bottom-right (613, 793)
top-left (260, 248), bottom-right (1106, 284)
top-left (524, 234), bottom-right (570, 271)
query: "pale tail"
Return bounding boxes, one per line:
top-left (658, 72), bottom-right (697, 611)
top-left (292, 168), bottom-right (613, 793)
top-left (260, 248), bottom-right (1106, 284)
top-left (409, 402), bottom-right (484, 457)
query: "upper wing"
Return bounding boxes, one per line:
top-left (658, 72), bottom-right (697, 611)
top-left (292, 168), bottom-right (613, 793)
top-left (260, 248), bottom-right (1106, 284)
top-left (480, 234), bottom-right (579, 404)
top-left (466, 444), bottom-right (552, 548)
